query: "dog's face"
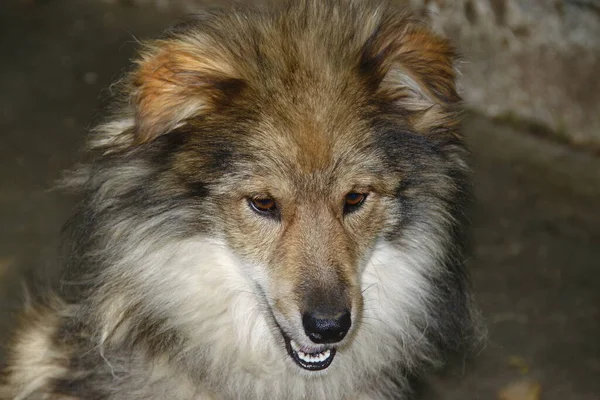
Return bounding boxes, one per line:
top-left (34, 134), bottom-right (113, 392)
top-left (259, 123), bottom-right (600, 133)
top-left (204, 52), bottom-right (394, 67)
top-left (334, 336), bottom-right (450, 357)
top-left (213, 98), bottom-right (398, 370)
top-left (157, 77), bottom-right (401, 370)
top-left (94, 2), bottom-right (463, 373)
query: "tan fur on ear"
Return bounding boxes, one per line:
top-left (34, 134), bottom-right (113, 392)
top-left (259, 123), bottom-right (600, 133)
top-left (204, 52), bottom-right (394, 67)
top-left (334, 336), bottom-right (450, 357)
top-left (363, 19), bottom-right (460, 132)
top-left (132, 39), bottom-right (240, 144)
top-left (384, 26), bottom-right (459, 107)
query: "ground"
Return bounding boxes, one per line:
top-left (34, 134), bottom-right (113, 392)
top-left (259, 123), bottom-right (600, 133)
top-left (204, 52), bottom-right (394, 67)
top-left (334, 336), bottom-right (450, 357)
top-left (1, 1), bottom-right (599, 399)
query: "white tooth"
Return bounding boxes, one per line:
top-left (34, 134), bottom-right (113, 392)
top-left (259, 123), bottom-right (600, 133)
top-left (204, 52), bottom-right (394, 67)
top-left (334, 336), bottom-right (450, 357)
top-left (294, 347), bottom-right (336, 364)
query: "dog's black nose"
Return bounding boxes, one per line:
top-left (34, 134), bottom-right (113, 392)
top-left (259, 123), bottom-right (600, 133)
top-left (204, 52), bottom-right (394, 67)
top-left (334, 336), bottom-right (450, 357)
top-left (302, 310), bottom-right (351, 344)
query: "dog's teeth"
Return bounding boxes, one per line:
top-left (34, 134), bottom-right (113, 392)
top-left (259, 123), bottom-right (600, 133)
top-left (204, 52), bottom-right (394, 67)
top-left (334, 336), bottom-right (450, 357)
top-left (295, 347), bottom-right (332, 364)
top-left (319, 351), bottom-right (328, 362)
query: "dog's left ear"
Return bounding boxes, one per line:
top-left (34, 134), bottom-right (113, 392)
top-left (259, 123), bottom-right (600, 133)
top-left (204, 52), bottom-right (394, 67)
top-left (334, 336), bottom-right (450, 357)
top-left (130, 39), bottom-right (242, 145)
top-left (361, 21), bottom-right (460, 132)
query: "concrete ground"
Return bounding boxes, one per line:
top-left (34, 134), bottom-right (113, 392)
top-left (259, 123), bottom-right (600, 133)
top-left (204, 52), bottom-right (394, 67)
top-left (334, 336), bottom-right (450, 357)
top-left (1, 1), bottom-right (599, 399)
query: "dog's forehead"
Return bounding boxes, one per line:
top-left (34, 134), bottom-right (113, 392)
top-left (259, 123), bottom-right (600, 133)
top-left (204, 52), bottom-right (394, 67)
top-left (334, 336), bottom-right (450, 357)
top-left (285, 120), bottom-right (333, 173)
top-left (240, 88), bottom-right (372, 171)
top-left (250, 103), bottom-right (359, 152)
top-left (235, 115), bottom-right (383, 195)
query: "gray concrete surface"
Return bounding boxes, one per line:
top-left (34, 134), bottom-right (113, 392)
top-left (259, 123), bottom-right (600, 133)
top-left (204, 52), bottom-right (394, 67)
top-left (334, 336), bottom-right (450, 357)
top-left (1, 1), bottom-right (599, 399)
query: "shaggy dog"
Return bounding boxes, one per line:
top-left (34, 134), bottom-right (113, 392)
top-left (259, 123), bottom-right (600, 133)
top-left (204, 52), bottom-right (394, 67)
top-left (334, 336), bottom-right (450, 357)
top-left (2, 1), bottom-right (480, 398)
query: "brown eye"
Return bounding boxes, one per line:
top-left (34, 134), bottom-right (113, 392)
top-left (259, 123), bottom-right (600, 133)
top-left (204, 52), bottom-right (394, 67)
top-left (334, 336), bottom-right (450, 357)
top-left (248, 197), bottom-right (278, 218)
top-left (344, 192), bottom-right (367, 214)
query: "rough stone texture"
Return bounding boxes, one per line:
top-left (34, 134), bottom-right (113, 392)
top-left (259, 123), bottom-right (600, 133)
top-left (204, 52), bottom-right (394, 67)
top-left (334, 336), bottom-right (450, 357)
top-left (411, 0), bottom-right (600, 148)
top-left (104, 0), bottom-right (600, 148)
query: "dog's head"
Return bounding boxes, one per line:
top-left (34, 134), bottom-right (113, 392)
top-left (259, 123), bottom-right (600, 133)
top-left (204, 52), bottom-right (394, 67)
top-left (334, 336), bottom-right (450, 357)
top-left (89, 1), bottom-right (465, 373)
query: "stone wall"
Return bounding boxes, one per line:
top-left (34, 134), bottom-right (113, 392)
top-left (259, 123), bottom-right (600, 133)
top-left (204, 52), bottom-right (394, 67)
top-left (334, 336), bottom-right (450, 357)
top-left (104, 0), bottom-right (600, 148)
top-left (410, 0), bottom-right (600, 148)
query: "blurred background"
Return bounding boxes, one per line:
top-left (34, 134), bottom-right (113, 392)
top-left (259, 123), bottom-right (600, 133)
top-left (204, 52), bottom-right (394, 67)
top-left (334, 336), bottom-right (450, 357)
top-left (0, 1), bottom-right (599, 399)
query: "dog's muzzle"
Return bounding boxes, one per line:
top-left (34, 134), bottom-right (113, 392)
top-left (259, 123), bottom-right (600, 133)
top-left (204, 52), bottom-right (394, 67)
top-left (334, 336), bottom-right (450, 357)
top-left (283, 310), bottom-right (351, 371)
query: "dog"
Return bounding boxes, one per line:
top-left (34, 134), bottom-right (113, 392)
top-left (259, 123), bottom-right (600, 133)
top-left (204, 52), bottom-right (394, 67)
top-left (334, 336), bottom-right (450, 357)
top-left (1, 1), bottom-right (480, 398)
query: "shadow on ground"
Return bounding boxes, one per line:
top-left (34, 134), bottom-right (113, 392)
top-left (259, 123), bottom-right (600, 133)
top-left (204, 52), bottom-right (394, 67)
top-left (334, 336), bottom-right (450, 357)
top-left (1, 1), bottom-right (599, 399)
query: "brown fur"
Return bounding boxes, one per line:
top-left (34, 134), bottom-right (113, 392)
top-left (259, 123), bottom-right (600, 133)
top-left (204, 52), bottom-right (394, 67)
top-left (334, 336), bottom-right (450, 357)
top-left (118, 0), bottom-right (464, 325)
top-left (122, 0), bottom-right (460, 149)
top-left (2, 1), bottom-right (479, 399)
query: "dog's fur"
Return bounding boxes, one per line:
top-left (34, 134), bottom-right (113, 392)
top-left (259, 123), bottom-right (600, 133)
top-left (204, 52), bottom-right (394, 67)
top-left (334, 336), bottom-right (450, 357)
top-left (1, 1), bottom-right (481, 399)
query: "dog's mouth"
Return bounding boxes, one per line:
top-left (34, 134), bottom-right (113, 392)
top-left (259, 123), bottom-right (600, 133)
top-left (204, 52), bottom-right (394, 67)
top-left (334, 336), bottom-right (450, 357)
top-left (283, 335), bottom-right (337, 371)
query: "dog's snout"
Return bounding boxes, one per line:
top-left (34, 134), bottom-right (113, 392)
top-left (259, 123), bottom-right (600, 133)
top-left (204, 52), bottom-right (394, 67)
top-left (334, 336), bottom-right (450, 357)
top-left (302, 310), bottom-right (351, 344)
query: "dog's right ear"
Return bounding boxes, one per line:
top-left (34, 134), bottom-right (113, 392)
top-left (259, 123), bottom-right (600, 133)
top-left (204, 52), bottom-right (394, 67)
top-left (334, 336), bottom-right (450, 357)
top-left (129, 38), bottom-right (242, 145)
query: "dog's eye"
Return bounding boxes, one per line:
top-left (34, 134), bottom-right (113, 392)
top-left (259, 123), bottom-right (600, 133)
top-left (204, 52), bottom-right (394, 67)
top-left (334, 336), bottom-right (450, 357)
top-left (248, 197), bottom-right (278, 217)
top-left (344, 192), bottom-right (368, 214)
